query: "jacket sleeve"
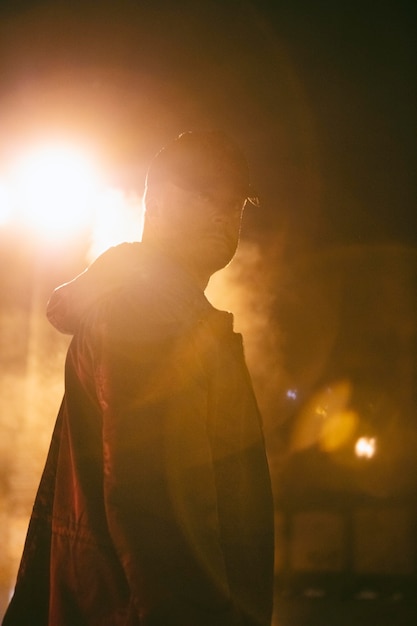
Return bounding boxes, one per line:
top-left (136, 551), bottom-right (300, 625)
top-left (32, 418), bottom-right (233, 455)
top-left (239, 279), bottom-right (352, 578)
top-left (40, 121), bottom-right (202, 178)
top-left (94, 301), bottom-right (237, 625)
top-left (46, 243), bottom-right (141, 335)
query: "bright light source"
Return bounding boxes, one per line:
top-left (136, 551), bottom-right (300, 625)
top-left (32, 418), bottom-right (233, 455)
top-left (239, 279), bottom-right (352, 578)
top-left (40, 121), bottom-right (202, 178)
top-left (9, 144), bottom-right (100, 240)
top-left (2, 141), bottom-right (145, 256)
top-left (0, 180), bottom-right (13, 226)
top-left (355, 436), bottom-right (376, 459)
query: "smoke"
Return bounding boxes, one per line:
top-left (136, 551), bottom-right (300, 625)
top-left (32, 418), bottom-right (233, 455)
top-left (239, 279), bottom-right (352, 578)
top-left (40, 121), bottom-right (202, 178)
top-left (206, 235), bottom-right (291, 432)
top-left (0, 303), bottom-right (69, 616)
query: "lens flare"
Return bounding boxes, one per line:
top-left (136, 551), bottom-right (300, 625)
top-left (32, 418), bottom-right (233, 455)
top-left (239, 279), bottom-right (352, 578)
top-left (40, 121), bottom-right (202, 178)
top-left (291, 380), bottom-right (358, 453)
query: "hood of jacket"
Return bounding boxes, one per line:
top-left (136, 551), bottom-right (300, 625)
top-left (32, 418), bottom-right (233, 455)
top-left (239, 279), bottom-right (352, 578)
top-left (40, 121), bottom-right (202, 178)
top-left (46, 243), bottom-right (148, 335)
top-left (46, 242), bottom-right (218, 336)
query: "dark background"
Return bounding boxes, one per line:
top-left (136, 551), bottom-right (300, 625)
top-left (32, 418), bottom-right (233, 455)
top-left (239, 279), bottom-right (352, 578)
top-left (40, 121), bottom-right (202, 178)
top-left (1, 0), bottom-right (415, 246)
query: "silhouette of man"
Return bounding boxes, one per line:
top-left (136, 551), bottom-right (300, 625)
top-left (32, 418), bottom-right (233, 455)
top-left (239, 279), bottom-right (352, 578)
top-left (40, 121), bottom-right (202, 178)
top-left (3, 131), bottom-right (274, 626)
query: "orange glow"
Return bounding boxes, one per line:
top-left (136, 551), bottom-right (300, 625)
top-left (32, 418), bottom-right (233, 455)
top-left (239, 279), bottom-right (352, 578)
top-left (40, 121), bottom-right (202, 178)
top-left (8, 143), bottom-right (100, 240)
top-left (0, 180), bottom-right (13, 225)
top-left (321, 409), bottom-right (358, 452)
top-left (1, 141), bottom-right (145, 258)
top-left (88, 187), bottom-right (144, 262)
top-left (291, 380), bottom-right (358, 453)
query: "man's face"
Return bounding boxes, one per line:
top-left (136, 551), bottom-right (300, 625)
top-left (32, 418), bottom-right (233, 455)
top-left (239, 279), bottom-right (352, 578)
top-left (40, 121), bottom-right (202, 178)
top-left (146, 179), bottom-right (246, 280)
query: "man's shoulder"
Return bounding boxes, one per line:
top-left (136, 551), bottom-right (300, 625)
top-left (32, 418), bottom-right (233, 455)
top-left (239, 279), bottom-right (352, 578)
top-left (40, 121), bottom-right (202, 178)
top-left (90, 264), bottom-right (208, 345)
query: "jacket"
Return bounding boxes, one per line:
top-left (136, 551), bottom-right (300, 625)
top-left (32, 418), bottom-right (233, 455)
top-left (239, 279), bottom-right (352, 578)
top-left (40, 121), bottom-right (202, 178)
top-left (3, 242), bottom-right (274, 626)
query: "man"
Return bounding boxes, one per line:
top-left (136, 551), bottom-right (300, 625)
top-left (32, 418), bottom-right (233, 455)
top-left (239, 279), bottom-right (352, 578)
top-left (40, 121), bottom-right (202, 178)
top-left (3, 131), bottom-right (274, 625)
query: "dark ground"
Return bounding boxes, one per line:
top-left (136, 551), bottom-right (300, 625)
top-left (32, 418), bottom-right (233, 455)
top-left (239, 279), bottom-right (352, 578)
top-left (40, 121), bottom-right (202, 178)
top-left (274, 598), bottom-right (417, 626)
top-left (273, 576), bottom-right (417, 625)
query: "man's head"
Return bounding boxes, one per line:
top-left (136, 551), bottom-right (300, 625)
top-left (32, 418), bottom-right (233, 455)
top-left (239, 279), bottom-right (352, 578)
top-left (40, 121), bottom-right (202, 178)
top-left (143, 130), bottom-right (256, 286)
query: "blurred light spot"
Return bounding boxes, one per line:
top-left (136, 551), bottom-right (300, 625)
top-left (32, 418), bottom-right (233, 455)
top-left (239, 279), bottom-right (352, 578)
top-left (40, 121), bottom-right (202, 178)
top-left (291, 380), bottom-right (355, 452)
top-left (355, 436), bottom-right (376, 459)
top-left (286, 389), bottom-right (298, 400)
top-left (9, 143), bottom-right (100, 240)
top-left (355, 589), bottom-right (379, 600)
top-left (320, 409), bottom-right (358, 452)
top-left (304, 587), bottom-right (326, 599)
top-left (315, 404), bottom-right (328, 417)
